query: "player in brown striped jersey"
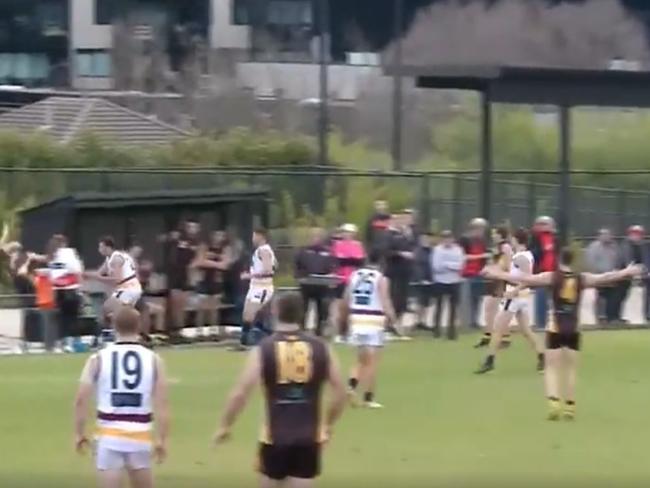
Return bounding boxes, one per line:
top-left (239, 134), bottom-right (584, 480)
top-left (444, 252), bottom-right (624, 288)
top-left (483, 248), bottom-right (642, 420)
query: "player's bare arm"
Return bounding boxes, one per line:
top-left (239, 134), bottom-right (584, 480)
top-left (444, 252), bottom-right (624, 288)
top-left (73, 354), bottom-right (99, 454)
top-left (378, 277), bottom-right (397, 324)
top-left (152, 354), bottom-right (171, 464)
top-left (324, 347), bottom-right (347, 442)
top-left (582, 264), bottom-right (644, 288)
top-left (214, 348), bottom-right (261, 444)
top-left (504, 253), bottom-right (532, 298)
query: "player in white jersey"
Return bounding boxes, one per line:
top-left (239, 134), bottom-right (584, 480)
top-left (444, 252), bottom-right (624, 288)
top-left (343, 251), bottom-right (396, 408)
top-left (74, 307), bottom-right (170, 488)
top-left (85, 236), bottom-right (143, 323)
top-left (476, 228), bottom-right (545, 374)
top-left (234, 228), bottom-right (277, 350)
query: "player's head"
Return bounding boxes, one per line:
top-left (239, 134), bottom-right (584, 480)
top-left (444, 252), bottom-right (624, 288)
top-left (114, 306), bottom-right (141, 337)
top-left (560, 247), bottom-right (575, 267)
top-left (513, 228), bottom-right (529, 248)
top-left (272, 292), bottom-right (304, 326)
top-left (493, 225), bottom-right (510, 244)
top-left (98, 236), bottom-right (115, 257)
top-left (129, 243), bottom-right (143, 260)
top-left (253, 227), bottom-right (268, 246)
top-left (184, 219), bottom-right (200, 237)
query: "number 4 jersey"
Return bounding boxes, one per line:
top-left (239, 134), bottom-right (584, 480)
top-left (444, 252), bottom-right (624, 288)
top-left (259, 331), bottom-right (329, 446)
top-left (95, 342), bottom-right (156, 452)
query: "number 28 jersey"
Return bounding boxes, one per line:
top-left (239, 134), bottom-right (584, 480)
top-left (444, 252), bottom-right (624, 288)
top-left (259, 331), bottom-right (329, 446)
top-left (348, 268), bottom-right (384, 327)
top-left (96, 342), bottom-right (155, 452)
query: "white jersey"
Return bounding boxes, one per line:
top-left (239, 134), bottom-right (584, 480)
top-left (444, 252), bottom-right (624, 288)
top-left (106, 251), bottom-right (138, 286)
top-left (348, 267), bottom-right (385, 329)
top-left (250, 243), bottom-right (277, 288)
top-left (95, 343), bottom-right (156, 452)
top-left (506, 250), bottom-right (534, 296)
top-left (49, 247), bottom-right (83, 289)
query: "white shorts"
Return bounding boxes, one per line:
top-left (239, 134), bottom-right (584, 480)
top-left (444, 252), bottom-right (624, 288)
top-left (112, 287), bottom-right (142, 306)
top-left (501, 296), bottom-right (529, 314)
top-left (350, 327), bottom-right (385, 348)
top-left (246, 286), bottom-right (273, 305)
top-left (96, 444), bottom-right (151, 471)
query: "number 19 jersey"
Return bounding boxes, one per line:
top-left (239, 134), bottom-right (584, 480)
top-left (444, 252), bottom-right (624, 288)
top-left (96, 342), bottom-right (155, 452)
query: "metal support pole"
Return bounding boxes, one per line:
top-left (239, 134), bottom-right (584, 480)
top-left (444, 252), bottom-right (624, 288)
top-left (391, 0), bottom-right (404, 170)
top-left (317, 0), bottom-right (329, 166)
top-left (527, 175), bottom-right (537, 226)
top-left (452, 174), bottom-right (462, 236)
top-left (419, 174), bottom-right (431, 231)
top-left (558, 105), bottom-right (571, 245)
top-left (480, 91), bottom-right (493, 222)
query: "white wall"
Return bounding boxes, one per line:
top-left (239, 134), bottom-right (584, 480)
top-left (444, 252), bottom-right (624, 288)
top-left (70, 0), bottom-right (112, 49)
top-left (210, 0), bottom-right (249, 49)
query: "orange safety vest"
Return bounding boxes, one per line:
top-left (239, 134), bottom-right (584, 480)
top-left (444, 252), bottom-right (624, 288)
top-left (35, 274), bottom-right (55, 310)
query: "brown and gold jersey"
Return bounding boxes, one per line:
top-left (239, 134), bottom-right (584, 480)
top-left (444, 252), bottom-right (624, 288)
top-left (547, 270), bottom-right (584, 334)
top-left (486, 240), bottom-right (509, 297)
top-left (259, 330), bottom-right (329, 446)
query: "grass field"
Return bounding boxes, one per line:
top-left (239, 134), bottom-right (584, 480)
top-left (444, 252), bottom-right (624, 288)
top-left (1, 330), bottom-right (650, 488)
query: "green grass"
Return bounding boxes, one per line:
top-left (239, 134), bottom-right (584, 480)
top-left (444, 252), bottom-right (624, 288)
top-left (1, 331), bottom-right (650, 487)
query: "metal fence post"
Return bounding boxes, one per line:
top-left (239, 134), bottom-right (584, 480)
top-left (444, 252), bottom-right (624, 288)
top-left (419, 174), bottom-right (431, 231)
top-left (617, 190), bottom-right (628, 235)
top-left (452, 174), bottom-right (462, 236)
top-left (527, 175), bottom-right (537, 226)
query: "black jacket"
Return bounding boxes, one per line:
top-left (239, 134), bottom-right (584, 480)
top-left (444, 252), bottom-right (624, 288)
top-left (294, 244), bottom-right (335, 279)
top-left (414, 245), bottom-right (433, 282)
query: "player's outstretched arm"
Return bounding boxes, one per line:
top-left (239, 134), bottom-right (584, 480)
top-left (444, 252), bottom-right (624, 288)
top-left (324, 347), bottom-right (347, 443)
top-left (214, 349), bottom-right (261, 445)
top-left (73, 354), bottom-right (98, 455)
top-left (153, 354), bottom-right (170, 464)
top-left (583, 264), bottom-right (645, 288)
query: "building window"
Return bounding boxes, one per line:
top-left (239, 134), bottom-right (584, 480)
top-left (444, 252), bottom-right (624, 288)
top-left (232, 0), bottom-right (250, 26)
top-left (268, 0), bottom-right (312, 25)
top-left (76, 50), bottom-right (111, 77)
top-left (95, 0), bottom-right (112, 25)
top-left (37, 0), bottom-right (68, 35)
top-left (0, 53), bottom-right (50, 83)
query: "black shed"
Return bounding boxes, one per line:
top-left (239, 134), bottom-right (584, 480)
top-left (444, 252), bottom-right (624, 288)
top-left (20, 188), bottom-right (269, 267)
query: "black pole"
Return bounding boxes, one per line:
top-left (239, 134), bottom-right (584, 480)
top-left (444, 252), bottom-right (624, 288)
top-left (558, 105), bottom-right (571, 245)
top-left (391, 0), bottom-right (404, 170)
top-left (317, 0), bottom-right (329, 165)
top-left (480, 91), bottom-right (493, 222)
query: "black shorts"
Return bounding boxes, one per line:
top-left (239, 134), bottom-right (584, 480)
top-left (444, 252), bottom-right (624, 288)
top-left (546, 331), bottom-right (581, 351)
top-left (258, 443), bottom-right (321, 480)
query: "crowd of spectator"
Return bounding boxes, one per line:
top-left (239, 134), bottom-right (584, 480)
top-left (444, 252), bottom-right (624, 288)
top-left (3, 201), bottom-right (650, 352)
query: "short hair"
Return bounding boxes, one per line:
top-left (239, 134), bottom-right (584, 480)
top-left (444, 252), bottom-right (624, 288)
top-left (254, 227), bottom-right (268, 239)
top-left (513, 227), bottom-right (529, 246)
top-left (494, 225), bottom-right (510, 241)
top-left (99, 235), bottom-right (115, 249)
top-left (560, 247), bottom-right (574, 266)
top-left (275, 292), bottom-right (304, 325)
top-left (114, 306), bottom-right (141, 335)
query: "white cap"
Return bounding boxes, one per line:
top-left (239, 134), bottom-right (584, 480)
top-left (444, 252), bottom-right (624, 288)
top-left (340, 223), bottom-right (358, 234)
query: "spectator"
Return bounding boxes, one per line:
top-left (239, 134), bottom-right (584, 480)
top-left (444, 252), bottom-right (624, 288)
top-left (432, 230), bottom-right (465, 340)
top-left (459, 218), bottom-right (490, 329)
top-left (365, 200), bottom-right (391, 257)
top-left (48, 234), bottom-right (83, 352)
top-left (331, 223), bottom-right (365, 341)
top-left (294, 227), bottom-right (336, 336)
top-left (617, 225), bottom-right (650, 322)
top-left (585, 229), bottom-right (620, 323)
top-left (413, 231), bottom-right (436, 329)
top-left (530, 216), bottom-right (559, 329)
top-left (193, 230), bottom-right (232, 339)
top-left (129, 244), bottom-right (164, 338)
top-left (385, 213), bottom-right (416, 334)
top-left (162, 220), bottom-right (200, 341)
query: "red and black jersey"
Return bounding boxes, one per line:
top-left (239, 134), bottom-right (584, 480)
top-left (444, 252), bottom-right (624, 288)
top-left (259, 331), bottom-right (329, 446)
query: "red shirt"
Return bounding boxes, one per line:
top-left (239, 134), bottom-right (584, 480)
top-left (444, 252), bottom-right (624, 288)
top-left (461, 238), bottom-right (487, 278)
top-left (538, 232), bottom-right (557, 272)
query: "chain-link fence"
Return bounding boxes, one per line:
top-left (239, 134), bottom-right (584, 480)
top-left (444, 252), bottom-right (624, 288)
top-left (2, 167), bottom-right (650, 241)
